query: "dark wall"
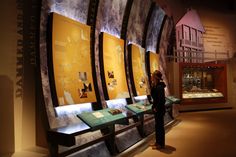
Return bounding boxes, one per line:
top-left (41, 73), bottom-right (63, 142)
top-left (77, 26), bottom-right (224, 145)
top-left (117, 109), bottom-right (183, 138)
top-left (0, 76), bottom-right (14, 155)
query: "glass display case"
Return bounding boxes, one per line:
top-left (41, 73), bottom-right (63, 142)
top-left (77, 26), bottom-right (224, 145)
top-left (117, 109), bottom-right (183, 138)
top-left (179, 63), bottom-right (227, 104)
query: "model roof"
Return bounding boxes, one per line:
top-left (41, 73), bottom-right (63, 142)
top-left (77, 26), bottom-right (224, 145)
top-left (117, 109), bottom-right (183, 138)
top-left (176, 9), bottom-right (205, 32)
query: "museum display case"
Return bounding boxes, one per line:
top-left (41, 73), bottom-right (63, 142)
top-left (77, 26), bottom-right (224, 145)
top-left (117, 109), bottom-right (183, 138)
top-left (179, 63), bottom-right (227, 104)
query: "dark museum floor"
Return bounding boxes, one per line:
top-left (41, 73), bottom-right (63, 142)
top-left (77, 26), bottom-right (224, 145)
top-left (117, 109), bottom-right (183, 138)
top-left (11, 108), bottom-right (236, 157)
top-left (119, 108), bottom-right (236, 157)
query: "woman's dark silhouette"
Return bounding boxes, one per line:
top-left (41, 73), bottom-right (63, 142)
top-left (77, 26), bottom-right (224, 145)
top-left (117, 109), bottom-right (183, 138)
top-left (150, 70), bottom-right (166, 149)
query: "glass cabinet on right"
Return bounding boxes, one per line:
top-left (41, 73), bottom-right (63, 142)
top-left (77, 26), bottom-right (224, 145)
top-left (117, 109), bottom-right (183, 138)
top-left (179, 63), bottom-right (227, 104)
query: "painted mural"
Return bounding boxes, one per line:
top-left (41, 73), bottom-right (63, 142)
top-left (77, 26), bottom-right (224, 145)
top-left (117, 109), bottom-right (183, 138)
top-left (146, 5), bottom-right (165, 52)
top-left (127, 0), bottom-right (152, 45)
top-left (50, 0), bottom-right (89, 24)
top-left (96, 0), bottom-right (127, 37)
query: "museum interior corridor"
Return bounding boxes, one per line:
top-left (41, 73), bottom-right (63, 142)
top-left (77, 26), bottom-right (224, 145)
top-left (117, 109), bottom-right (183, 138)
top-left (1, 0), bottom-right (236, 156)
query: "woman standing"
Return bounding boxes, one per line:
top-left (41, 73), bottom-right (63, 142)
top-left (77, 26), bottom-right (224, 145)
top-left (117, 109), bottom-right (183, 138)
top-left (151, 70), bottom-right (166, 149)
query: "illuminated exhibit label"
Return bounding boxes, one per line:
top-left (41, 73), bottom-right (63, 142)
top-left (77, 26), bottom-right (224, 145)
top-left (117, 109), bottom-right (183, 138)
top-left (131, 44), bottom-right (149, 96)
top-left (102, 33), bottom-right (130, 99)
top-left (149, 52), bottom-right (159, 74)
top-left (52, 13), bottom-right (96, 105)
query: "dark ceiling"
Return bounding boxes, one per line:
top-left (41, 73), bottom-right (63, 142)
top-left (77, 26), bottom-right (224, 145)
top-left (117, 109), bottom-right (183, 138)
top-left (180, 0), bottom-right (236, 12)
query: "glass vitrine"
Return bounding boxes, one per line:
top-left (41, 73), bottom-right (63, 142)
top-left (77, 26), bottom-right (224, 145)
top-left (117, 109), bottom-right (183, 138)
top-left (180, 63), bottom-right (227, 104)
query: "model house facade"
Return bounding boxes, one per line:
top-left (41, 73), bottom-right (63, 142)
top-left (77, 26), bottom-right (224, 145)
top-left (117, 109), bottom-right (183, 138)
top-left (176, 9), bottom-right (205, 62)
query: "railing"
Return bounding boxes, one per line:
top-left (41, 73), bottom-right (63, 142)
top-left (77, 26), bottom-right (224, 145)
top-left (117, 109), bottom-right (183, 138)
top-left (167, 49), bottom-right (230, 63)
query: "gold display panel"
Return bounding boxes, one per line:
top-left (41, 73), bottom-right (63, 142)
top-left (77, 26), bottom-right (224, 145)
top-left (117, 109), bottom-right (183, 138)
top-left (50, 12), bottom-right (96, 106)
top-left (149, 52), bottom-right (160, 74)
top-left (101, 32), bottom-right (130, 100)
top-left (130, 44), bottom-right (149, 96)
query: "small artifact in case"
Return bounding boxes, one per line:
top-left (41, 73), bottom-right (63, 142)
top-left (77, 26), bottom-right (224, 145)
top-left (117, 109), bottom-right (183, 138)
top-left (133, 104), bottom-right (146, 110)
top-left (108, 109), bottom-right (122, 115)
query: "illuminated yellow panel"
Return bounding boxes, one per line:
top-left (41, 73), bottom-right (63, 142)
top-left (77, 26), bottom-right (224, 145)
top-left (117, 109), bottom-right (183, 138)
top-left (149, 52), bottom-right (159, 74)
top-left (52, 12), bottom-right (96, 105)
top-left (131, 44), bottom-right (150, 96)
top-left (102, 33), bottom-right (130, 99)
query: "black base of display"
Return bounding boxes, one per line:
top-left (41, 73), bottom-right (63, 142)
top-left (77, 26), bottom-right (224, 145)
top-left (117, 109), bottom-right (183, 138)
top-left (180, 106), bottom-right (233, 113)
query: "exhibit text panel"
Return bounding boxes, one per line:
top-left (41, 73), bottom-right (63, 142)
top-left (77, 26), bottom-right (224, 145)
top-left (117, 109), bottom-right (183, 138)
top-left (51, 13), bottom-right (96, 105)
top-left (102, 33), bottom-right (130, 100)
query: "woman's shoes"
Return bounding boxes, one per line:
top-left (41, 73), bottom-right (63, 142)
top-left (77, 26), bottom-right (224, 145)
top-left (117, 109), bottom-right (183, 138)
top-left (156, 145), bottom-right (165, 149)
top-left (150, 143), bottom-right (165, 150)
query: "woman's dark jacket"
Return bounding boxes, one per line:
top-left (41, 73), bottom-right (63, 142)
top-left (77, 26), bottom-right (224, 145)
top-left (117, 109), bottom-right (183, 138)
top-left (151, 81), bottom-right (166, 115)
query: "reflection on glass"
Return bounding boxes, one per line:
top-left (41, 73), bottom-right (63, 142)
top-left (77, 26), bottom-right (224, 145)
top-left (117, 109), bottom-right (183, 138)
top-left (182, 66), bottom-right (224, 99)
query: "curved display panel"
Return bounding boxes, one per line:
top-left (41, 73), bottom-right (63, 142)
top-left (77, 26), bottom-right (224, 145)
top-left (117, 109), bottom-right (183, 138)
top-left (100, 32), bottom-right (130, 100)
top-left (49, 12), bottom-right (97, 106)
top-left (128, 44), bottom-right (149, 96)
top-left (149, 51), bottom-right (160, 75)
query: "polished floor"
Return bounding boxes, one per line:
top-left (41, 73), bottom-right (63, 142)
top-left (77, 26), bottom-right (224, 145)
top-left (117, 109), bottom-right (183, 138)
top-left (9, 108), bottom-right (236, 157)
top-left (119, 108), bottom-right (236, 157)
